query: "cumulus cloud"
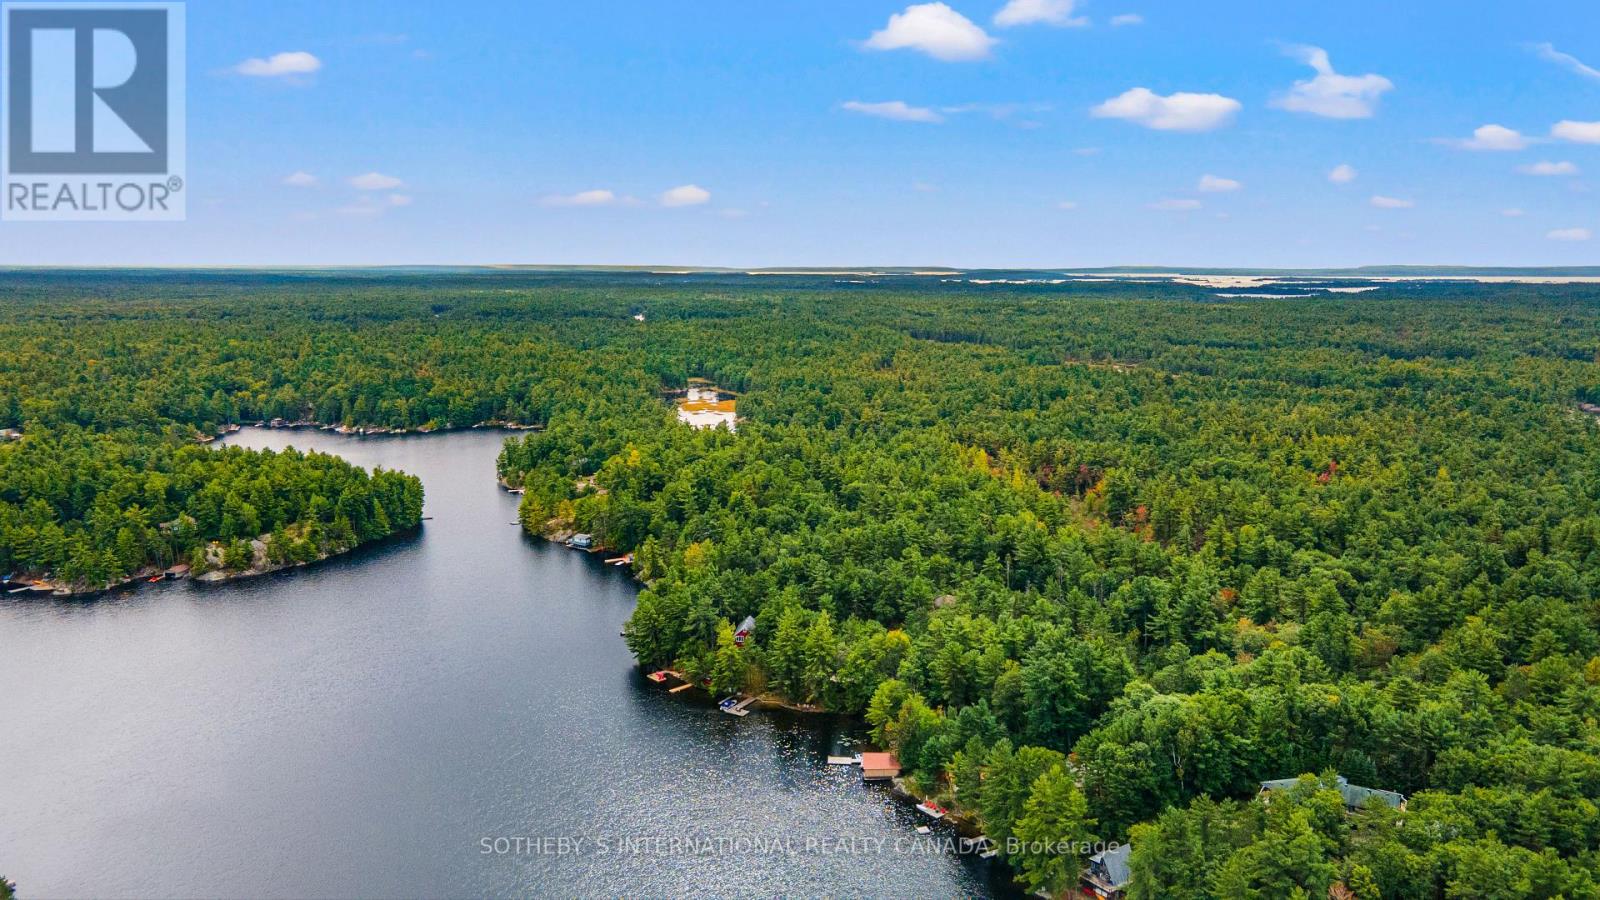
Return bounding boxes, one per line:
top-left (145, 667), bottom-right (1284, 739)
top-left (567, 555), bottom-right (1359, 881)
top-left (1370, 195), bottom-right (1414, 209)
top-left (1552, 120), bottom-right (1600, 144)
top-left (1446, 124), bottom-right (1531, 151)
top-left (282, 171), bottom-right (318, 188)
top-left (864, 3), bottom-right (997, 62)
top-left (235, 51), bottom-right (322, 78)
top-left (1091, 87), bottom-right (1241, 131)
top-left (1110, 13), bottom-right (1144, 26)
top-left (994, 0), bottom-right (1087, 28)
top-left (1197, 174), bottom-right (1241, 192)
top-left (1519, 160), bottom-right (1579, 176)
top-left (1148, 198), bottom-right (1202, 211)
top-left (1272, 46), bottom-right (1393, 119)
top-left (1547, 227), bottom-right (1592, 241)
top-left (660, 184), bottom-right (711, 207)
top-left (540, 189), bottom-right (626, 207)
top-left (1328, 163), bottom-right (1357, 184)
top-left (349, 172), bottom-right (404, 191)
top-left (842, 100), bottom-right (943, 123)
top-left (1532, 43), bottom-right (1600, 81)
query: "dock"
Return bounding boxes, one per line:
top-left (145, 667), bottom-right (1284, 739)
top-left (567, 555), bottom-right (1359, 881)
top-left (826, 756), bottom-right (857, 766)
top-left (719, 696), bottom-right (756, 717)
top-left (668, 683), bottom-right (695, 694)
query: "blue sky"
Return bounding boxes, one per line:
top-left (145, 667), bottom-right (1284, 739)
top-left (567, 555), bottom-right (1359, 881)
top-left (5, 0), bottom-right (1600, 267)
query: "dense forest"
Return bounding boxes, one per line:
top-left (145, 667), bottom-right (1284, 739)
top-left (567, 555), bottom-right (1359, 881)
top-left (5, 270), bottom-right (1600, 896)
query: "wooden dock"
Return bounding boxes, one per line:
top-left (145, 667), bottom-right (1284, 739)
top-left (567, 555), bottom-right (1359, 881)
top-left (720, 696), bottom-right (756, 717)
top-left (668, 683), bottom-right (695, 694)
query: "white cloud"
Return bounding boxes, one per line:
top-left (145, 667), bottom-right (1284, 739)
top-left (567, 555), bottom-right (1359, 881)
top-left (1328, 163), bottom-right (1357, 184)
top-left (540, 189), bottom-right (626, 207)
top-left (1501, 208), bottom-right (1526, 217)
top-left (842, 100), bottom-right (943, 123)
top-left (388, 194), bottom-right (413, 207)
top-left (1056, 200), bottom-right (1078, 209)
top-left (1447, 124), bottom-right (1531, 151)
top-left (1091, 87), bottom-right (1241, 132)
top-left (1110, 13), bottom-right (1144, 26)
top-left (865, 3), bottom-right (997, 62)
top-left (1272, 46), bottom-right (1393, 119)
top-left (1552, 120), bottom-right (1600, 144)
top-left (1547, 227), bottom-right (1592, 241)
top-left (660, 184), bottom-right (711, 207)
top-left (1370, 195), bottom-right (1414, 209)
top-left (1148, 198), bottom-right (1202, 211)
top-left (235, 51), bottom-right (322, 78)
top-left (282, 171), bottom-right (318, 188)
top-left (1519, 160), bottom-right (1579, 176)
top-left (350, 172), bottom-right (403, 191)
top-left (1532, 43), bottom-right (1600, 81)
top-left (1197, 174), bottom-right (1241, 192)
top-left (994, 0), bottom-right (1087, 28)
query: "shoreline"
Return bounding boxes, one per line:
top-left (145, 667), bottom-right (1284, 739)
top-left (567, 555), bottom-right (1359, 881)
top-left (10, 525), bottom-right (423, 600)
top-left (196, 419), bottom-right (543, 444)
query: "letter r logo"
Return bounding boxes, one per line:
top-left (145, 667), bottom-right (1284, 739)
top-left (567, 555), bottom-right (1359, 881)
top-left (5, 5), bottom-right (168, 173)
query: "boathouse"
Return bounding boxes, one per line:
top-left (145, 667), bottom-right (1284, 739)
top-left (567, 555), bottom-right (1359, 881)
top-left (568, 534), bottom-right (594, 550)
top-left (859, 752), bottom-right (900, 781)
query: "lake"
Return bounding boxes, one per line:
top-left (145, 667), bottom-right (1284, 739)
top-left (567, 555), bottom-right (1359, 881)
top-left (0, 428), bottom-right (1006, 897)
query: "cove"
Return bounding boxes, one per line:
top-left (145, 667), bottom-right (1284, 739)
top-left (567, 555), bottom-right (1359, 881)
top-left (0, 428), bottom-right (1006, 898)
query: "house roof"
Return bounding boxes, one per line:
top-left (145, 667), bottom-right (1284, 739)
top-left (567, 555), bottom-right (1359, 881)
top-left (859, 752), bottom-right (899, 770)
top-left (1259, 775), bottom-right (1405, 809)
top-left (1089, 843), bottom-right (1132, 887)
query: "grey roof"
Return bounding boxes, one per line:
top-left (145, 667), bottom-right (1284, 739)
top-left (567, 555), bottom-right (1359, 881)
top-left (1089, 842), bottom-right (1131, 887)
top-left (1258, 775), bottom-right (1405, 809)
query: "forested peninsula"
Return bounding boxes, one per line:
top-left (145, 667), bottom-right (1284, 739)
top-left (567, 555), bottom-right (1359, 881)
top-left (5, 271), bottom-right (1600, 897)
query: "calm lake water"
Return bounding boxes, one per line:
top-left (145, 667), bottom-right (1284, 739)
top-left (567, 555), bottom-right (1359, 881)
top-left (0, 428), bottom-right (1006, 898)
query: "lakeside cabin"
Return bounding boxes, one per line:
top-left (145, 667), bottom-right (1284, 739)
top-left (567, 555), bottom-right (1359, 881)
top-left (1258, 774), bottom-right (1406, 812)
top-left (734, 615), bottom-right (756, 647)
top-left (859, 752), bottom-right (900, 781)
top-left (1082, 843), bottom-right (1131, 899)
top-left (567, 534), bottom-right (594, 550)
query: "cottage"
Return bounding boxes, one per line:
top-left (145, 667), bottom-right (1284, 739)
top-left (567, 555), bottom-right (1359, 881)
top-left (858, 752), bottom-right (900, 781)
top-left (1258, 774), bottom-right (1406, 812)
top-left (1082, 843), bottom-right (1131, 899)
top-left (164, 564), bottom-right (191, 579)
top-left (568, 534), bottom-right (594, 550)
top-left (734, 615), bottom-right (756, 647)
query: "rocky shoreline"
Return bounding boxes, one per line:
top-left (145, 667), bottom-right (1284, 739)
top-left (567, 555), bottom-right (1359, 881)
top-left (11, 527), bottom-right (421, 599)
top-left (197, 419), bottom-right (542, 443)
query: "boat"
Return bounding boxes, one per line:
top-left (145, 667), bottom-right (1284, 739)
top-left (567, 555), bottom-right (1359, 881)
top-left (915, 826), bottom-right (931, 835)
top-left (916, 802), bottom-right (947, 820)
top-left (647, 671), bottom-right (669, 683)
